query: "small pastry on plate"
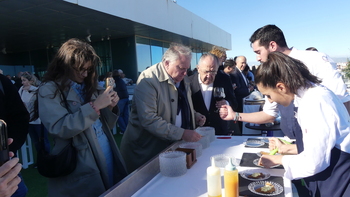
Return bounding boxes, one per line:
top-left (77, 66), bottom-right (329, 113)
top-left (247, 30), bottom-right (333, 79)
top-left (248, 172), bottom-right (265, 179)
top-left (255, 182), bottom-right (275, 194)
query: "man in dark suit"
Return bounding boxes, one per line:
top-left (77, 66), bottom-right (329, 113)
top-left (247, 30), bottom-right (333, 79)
top-left (189, 53), bottom-right (238, 135)
top-left (231, 56), bottom-right (253, 113)
top-left (230, 56), bottom-right (254, 134)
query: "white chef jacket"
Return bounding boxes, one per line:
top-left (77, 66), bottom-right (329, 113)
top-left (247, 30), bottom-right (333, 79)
top-left (281, 85), bottom-right (350, 180)
top-left (263, 47), bottom-right (350, 117)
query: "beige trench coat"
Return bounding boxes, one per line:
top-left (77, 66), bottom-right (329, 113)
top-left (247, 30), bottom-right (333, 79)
top-left (38, 81), bottom-right (128, 197)
top-left (120, 62), bottom-right (197, 173)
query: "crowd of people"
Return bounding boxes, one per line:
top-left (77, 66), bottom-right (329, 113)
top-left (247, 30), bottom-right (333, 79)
top-left (0, 24), bottom-right (349, 197)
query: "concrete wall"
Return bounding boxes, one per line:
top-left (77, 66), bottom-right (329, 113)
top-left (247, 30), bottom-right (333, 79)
top-left (64, 0), bottom-right (231, 50)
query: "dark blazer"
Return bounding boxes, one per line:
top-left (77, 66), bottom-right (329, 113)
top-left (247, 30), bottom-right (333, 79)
top-left (0, 74), bottom-right (29, 155)
top-left (189, 71), bottom-right (237, 135)
top-left (231, 67), bottom-right (250, 112)
top-left (112, 76), bottom-right (129, 99)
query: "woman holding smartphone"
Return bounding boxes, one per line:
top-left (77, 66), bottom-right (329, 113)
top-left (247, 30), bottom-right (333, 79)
top-left (38, 38), bottom-right (128, 197)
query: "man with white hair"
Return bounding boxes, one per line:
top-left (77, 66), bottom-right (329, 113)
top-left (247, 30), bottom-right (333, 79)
top-left (117, 69), bottom-right (133, 85)
top-left (120, 43), bottom-right (206, 172)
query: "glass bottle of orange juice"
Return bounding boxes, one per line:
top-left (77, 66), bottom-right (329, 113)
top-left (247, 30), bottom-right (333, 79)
top-left (224, 157), bottom-right (239, 197)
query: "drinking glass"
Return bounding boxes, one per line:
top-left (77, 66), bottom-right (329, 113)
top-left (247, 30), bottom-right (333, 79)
top-left (213, 87), bottom-right (225, 112)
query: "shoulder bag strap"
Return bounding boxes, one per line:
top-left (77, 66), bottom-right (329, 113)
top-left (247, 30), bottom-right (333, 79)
top-left (40, 82), bottom-right (73, 141)
top-left (53, 81), bottom-right (72, 114)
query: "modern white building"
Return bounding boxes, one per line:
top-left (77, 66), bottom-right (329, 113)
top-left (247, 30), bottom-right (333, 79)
top-left (0, 0), bottom-right (231, 81)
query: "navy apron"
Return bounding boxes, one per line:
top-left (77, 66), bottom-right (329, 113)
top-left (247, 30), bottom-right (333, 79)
top-left (277, 103), bottom-right (304, 153)
top-left (299, 144), bottom-right (350, 196)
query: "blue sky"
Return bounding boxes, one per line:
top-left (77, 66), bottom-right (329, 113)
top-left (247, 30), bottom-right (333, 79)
top-left (177, 0), bottom-right (350, 65)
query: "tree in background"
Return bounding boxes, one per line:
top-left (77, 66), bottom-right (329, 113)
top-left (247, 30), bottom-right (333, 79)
top-left (343, 59), bottom-right (350, 80)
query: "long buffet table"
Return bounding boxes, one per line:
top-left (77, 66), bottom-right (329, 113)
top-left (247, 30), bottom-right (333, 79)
top-left (101, 136), bottom-right (295, 197)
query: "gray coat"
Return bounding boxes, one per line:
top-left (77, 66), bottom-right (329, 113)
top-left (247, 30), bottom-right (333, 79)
top-left (38, 81), bottom-right (128, 197)
top-left (120, 62), bottom-right (197, 173)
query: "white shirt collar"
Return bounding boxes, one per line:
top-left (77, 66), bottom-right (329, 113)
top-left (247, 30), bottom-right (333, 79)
top-left (198, 73), bottom-right (213, 110)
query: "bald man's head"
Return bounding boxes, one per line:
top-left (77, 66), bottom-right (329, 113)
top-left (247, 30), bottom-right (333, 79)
top-left (235, 56), bottom-right (247, 71)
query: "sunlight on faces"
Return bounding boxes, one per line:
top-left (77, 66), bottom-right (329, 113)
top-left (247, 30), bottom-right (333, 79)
top-left (256, 82), bottom-right (294, 107)
top-left (219, 53), bottom-right (227, 65)
top-left (197, 56), bottom-right (218, 85)
top-left (252, 40), bottom-right (273, 63)
top-left (236, 56), bottom-right (247, 71)
top-left (164, 54), bottom-right (191, 83)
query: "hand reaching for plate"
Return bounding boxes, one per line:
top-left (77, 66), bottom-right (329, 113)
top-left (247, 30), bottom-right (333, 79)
top-left (258, 155), bottom-right (283, 168)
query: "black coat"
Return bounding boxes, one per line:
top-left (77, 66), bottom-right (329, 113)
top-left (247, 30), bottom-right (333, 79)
top-left (189, 71), bottom-right (237, 135)
top-left (231, 67), bottom-right (250, 112)
top-left (0, 74), bottom-right (29, 155)
top-left (112, 76), bottom-right (129, 99)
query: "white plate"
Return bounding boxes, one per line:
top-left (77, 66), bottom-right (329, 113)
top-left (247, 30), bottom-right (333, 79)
top-left (244, 140), bottom-right (265, 147)
top-left (253, 158), bottom-right (281, 168)
top-left (255, 137), bottom-right (269, 143)
top-left (240, 169), bottom-right (271, 181)
top-left (248, 181), bottom-right (283, 196)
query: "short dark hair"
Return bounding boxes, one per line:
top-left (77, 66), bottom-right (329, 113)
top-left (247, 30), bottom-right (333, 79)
top-left (249, 24), bottom-right (288, 49)
top-left (255, 52), bottom-right (321, 95)
top-left (306, 47), bottom-right (318, 51)
top-left (223, 59), bottom-right (236, 69)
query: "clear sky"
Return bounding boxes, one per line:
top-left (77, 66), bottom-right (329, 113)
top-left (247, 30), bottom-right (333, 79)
top-left (177, 0), bottom-right (350, 65)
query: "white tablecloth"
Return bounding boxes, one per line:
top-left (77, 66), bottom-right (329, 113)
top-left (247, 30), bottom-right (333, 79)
top-left (132, 136), bottom-right (293, 197)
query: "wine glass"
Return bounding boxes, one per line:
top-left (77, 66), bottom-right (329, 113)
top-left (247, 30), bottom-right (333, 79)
top-left (213, 87), bottom-right (225, 112)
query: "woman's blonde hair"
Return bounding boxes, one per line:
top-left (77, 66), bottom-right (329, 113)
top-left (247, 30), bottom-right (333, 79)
top-left (21, 71), bottom-right (39, 86)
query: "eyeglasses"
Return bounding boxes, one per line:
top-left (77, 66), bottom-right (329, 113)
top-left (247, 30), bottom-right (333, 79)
top-left (76, 67), bottom-right (94, 74)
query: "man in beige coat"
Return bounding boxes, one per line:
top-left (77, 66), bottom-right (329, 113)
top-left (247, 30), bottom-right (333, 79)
top-left (120, 43), bottom-right (205, 173)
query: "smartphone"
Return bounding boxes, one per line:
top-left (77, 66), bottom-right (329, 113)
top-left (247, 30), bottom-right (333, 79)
top-left (105, 77), bottom-right (114, 88)
top-left (0, 120), bottom-right (9, 166)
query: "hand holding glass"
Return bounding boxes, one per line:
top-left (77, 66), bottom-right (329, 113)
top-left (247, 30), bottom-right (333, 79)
top-left (213, 87), bottom-right (225, 112)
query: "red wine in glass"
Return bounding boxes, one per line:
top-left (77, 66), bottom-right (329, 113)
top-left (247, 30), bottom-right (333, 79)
top-left (213, 87), bottom-right (225, 112)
